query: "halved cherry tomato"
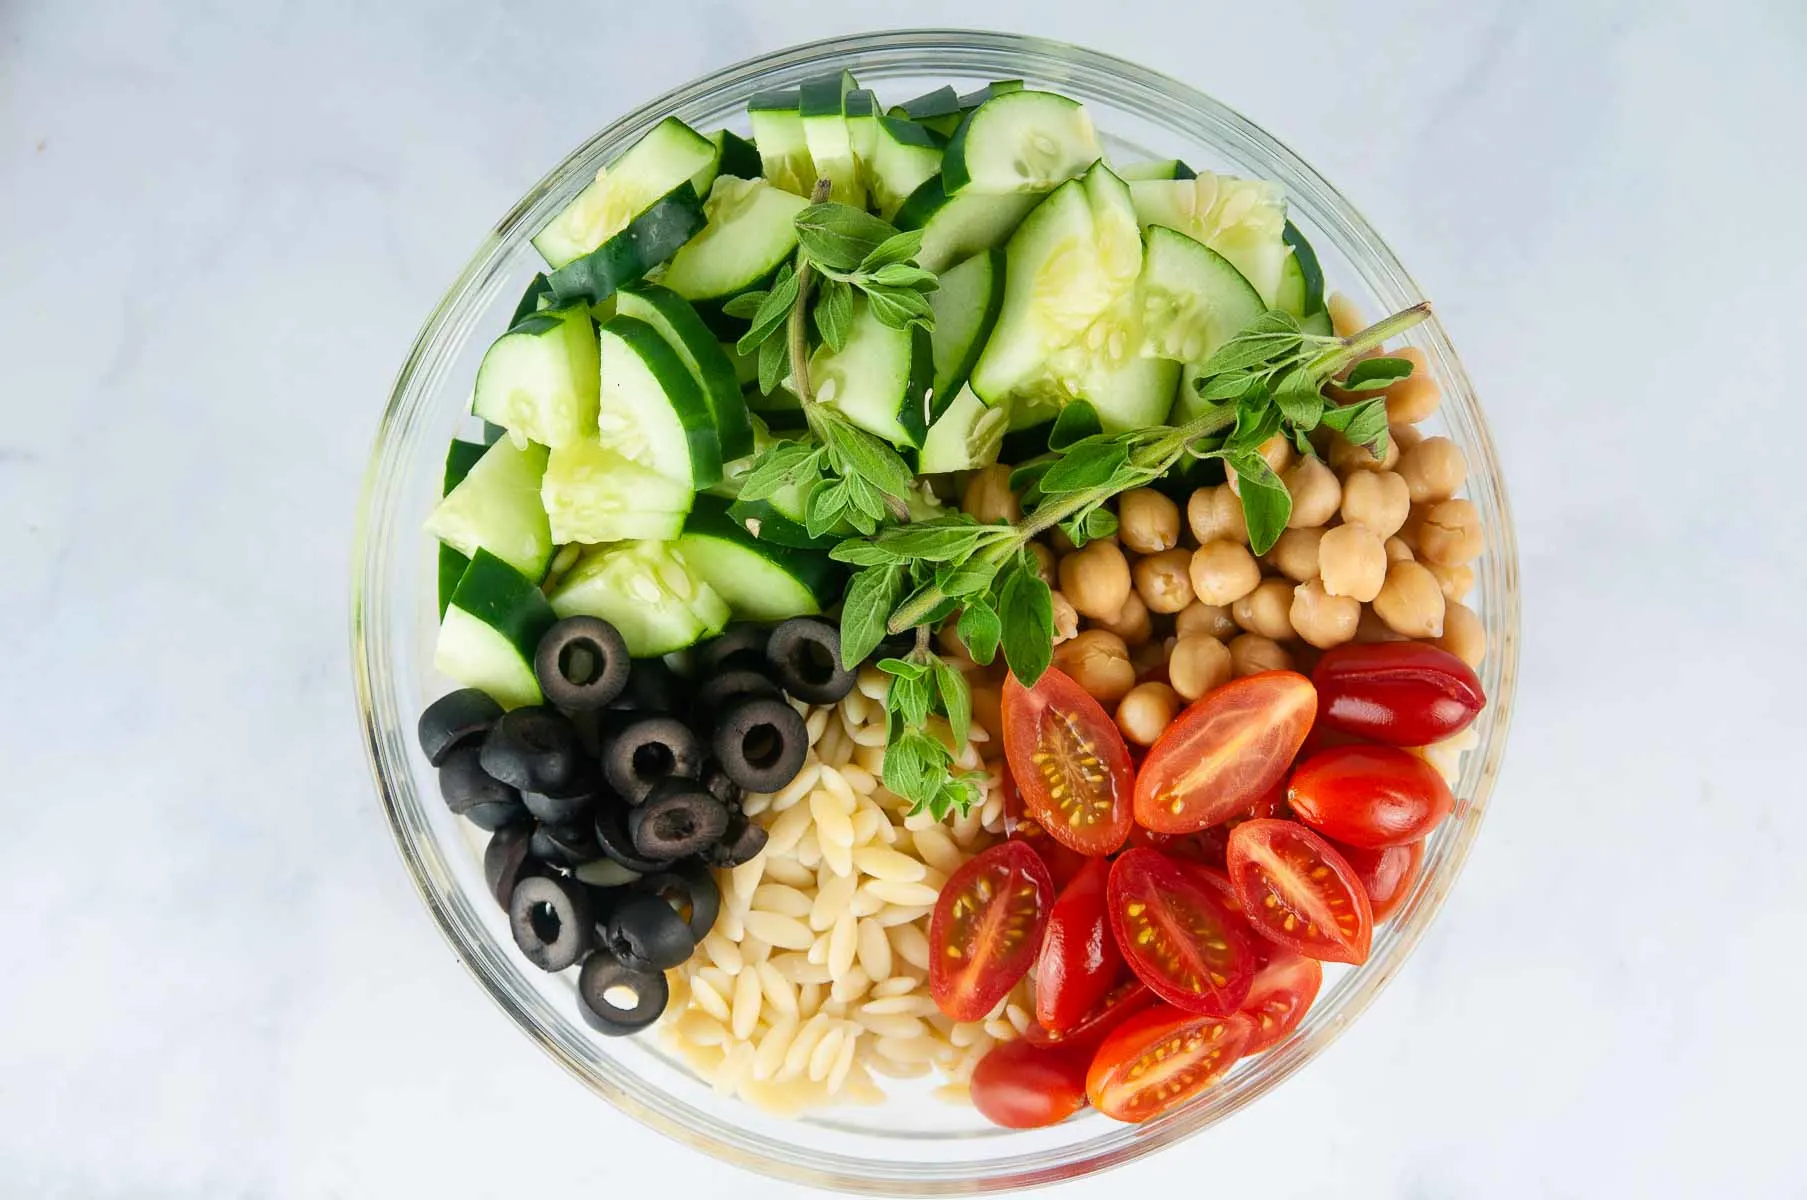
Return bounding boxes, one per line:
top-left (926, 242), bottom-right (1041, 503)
top-left (1226, 819), bottom-right (1373, 964)
top-left (1086, 1005), bottom-right (1253, 1123)
top-left (1177, 863), bottom-right (1267, 965)
top-left (1023, 976), bottom-right (1154, 1051)
top-left (1313, 642), bottom-right (1485, 746)
top-left (1238, 951), bottom-right (1323, 1055)
top-left (1133, 671), bottom-right (1317, 834)
top-left (1337, 839), bottom-right (1424, 922)
top-left (1288, 744), bottom-right (1453, 848)
top-left (1002, 667), bottom-right (1136, 856)
top-left (1247, 779), bottom-right (1292, 820)
top-left (969, 1038), bottom-right (1092, 1128)
top-left (1107, 848), bottom-right (1257, 1016)
top-left (930, 840), bottom-right (1054, 1021)
top-left (1003, 768), bottom-right (1088, 891)
top-left (1035, 858), bottom-right (1123, 1035)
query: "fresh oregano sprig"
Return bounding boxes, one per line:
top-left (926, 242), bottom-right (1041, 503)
top-left (874, 631), bottom-right (988, 820)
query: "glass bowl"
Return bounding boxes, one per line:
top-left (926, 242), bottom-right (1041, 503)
top-left (351, 29), bottom-right (1520, 1194)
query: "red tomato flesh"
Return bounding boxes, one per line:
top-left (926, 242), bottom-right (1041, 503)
top-left (1226, 819), bottom-right (1373, 964)
top-left (1133, 671), bottom-right (1317, 834)
top-left (1337, 839), bottom-right (1424, 922)
top-left (1002, 667), bottom-right (1135, 856)
top-left (1313, 642), bottom-right (1485, 746)
top-left (1087, 1005), bottom-right (1253, 1123)
top-left (1238, 951), bottom-right (1324, 1055)
top-left (930, 841), bottom-right (1054, 1021)
top-left (969, 1038), bottom-right (1091, 1128)
top-left (1003, 767), bottom-right (1088, 891)
top-left (1107, 848), bottom-right (1257, 1016)
top-left (1023, 976), bottom-right (1154, 1051)
top-left (1035, 858), bottom-right (1123, 1036)
top-left (1288, 744), bottom-right (1453, 848)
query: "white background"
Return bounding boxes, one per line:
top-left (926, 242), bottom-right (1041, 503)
top-left (4, 1), bottom-right (1804, 1196)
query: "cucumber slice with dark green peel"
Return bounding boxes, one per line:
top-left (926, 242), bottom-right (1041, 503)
top-left (533, 117), bottom-right (717, 269)
top-left (745, 385), bottom-right (806, 432)
top-left (436, 549), bottom-right (558, 710)
top-left (425, 437), bottom-right (553, 579)
top-left (1129, 174), bottom-right (1290, 306)
top-left (844, 89), bottom-right (879, 174)
top-left (1138, 225), bottom-right (1266, 363)
top-left (1277, 220), bottom-right (1326, 318)
top-left (958, 80), bottom-right (1025, 109)
top-left (437, 440), bottom-right (489, 617)
top-left (707, 128), bottom-right (762, 182)
top-left (509, 274), bottom-right (555, 326)
top-left (729, 485), bottom-right (838, 550)
top-left (676, 494), bottom-right (844, 621)
top-left (663, 178), bottom-right (807, 305)
top-left (800, 71), bottom-right (863, 206)
top-left (1116, 159), bottom-right (1196, 182)
top-left (598, 314), bottom-right (723, 488)
top-left (893, 85), bottom-right (961, 119)
top-left (471, 304), bottom-right (600, 449)
top-left (928, 247), bottom-right (1005, 405)
top-left (942, 91), bottom-right (1101, 195)
top-left (547, 541), bottom-right (730, 657)
top-left (546, 183), bottom-right (705, 306)
top-left (749, 89), bottom-right (813, 195)
top-left (481, 421), bottom-right (507, 445)
top-left (893, 177), bottom-right (1040, 274)
top-left (542, 440), bottom-right (693, 544)
top-left (918, 384), bottom-right (1007, 474)
top-left (809, 294), bottom-right (935, 447)
top-left (862, 116), bottom-right (942, 220)
top-left (1300, 310), bottom-right (1334, 336)
top-left (617, 285), bottom-right (753, 461)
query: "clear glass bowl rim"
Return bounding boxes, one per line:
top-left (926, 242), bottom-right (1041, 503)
top-left (351, 27), bottom-right (1521, 1195)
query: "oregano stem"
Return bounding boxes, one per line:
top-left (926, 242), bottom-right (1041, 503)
top-left (788, 178), bottom-right (834, 412)
top-left (1309, 300), bottom-right (1433, 378)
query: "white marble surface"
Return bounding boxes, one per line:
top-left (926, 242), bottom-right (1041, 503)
top-left (4, 1), bottom-right (1804, 1195)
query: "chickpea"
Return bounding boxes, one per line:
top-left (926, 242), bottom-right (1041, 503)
top-left (1340, 470), bottom-right (1411, 539)
top-left (1416, 498), bottom-right (1483, 566)
top-left (1187, 484), bottom-right (1248, 545)
top-left (1397, 436), bottom-right (1466, 504)
top-left (1059, 540), bottom-right (1133, 620)
top-left (1225, 436), bottom-right (1295, 497)
top-left (1373, 560), bottom-right (1446, 638)
top-left (961, 464), bottom-right (1020, 524)
top-left (1132, 548), bottom-right (1195, 614)
top-left (1328, 429), bottom-right (1400, 474)
top-left (1354, 605), bottom-right (1406, 643)
top-left (1436, 601), bottom-right (1487, 668)
top-left (1131, 638), bottom-right (1171, 684)
top-left (1318, 524), bottom-right (1387, 602)
top-left (1229, 633), bottom-right (1293, 677)
top-left (1232, 578), bottom-right (1295, 641)
top-left (1028, 541), bottom-right (1058, 588)
top-left (969, 684), bottom-right (1003, 743)
top-left (1189, 540), bottom-right (1262, 606)
top-left (1269, 527), bottom-right (1325, 583)
top-left (1384, 536), bottom-right (1416, 563)
top-left (1383, 348), bottom-right (1440, 424)
top-left (1094, 589), bottom-right (1152, 647)
top-left (1052, 629), bottom-right (1136, 704)
top-left (1390, 422), bottom-right (1425, 454)
top-left (1116, 682), bottom-right (1180, 747)
top-left (1327, 292), bottom-right (1365, 338)
top-left (1426, 560), bottom-right (1474, 601)
top-left (1175, 601), bottom-right (1239, 641)
top-left (1118, 488), bottom-right (1180, 554)
top-left (1290, 578), bottom-right (1360, 649)
top-left (1168, 634), bottom-right (1234, 700)
top-left (1049, 591), bottom-right (1080, 644)
top-left (1283, 455), bottom-right (1342, 529)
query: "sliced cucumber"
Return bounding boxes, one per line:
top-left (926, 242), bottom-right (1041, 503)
top-left (1300, 309), bottom-right (1334, 336)
top-left (707, 412), bottom-right (779, 499)
top-left (1129, 173), bottom-right (1289, 306)
top-left (548, 540), bottom-right (730, 657)
top-left (542, 440), bottom-right (693, 544)
top-left (545, 183), bottom-right (705, 306)
top-left (437, 440), bottom-right (488, 617)
top-left (509, 274), bottom-right (554, 325)
top-left (425, 437), bottom-right (552, 579)
top-left (745, 382), bottom-right (806, 431)
top-left (728, 484), bottom-right (832, 549)
top-left (928, 247), bottom-right (1005, 404)
top-left (471, 304), bottom-right (599, 449)
top-left (1137, 224), bottom-right (1266, 363)
top-left (663, 177), bottom-right (807, 304)
top-left (1116, 159), bottom-right (1197, 182)
top-left (435, 549), bottom-right (557, 710)
top-left (676, 494), bottom-right (843, 621)
top-left (891, 86), bottom-right (963, 136)
top-left (617, 285), bottom-right (753, 461)
top-left (1278, 220), bottom-right (1325, 317)
top-left (942, 91), bottom-right (1101, 195)
top-left (894, 177), bottom-right (1040, 274)
top-left (809, 294), bottom-right (935, 447)
top-left (968, 164), bottom-right (1142, 407)
top-left (918, 384), bottom-right (1007, 473)
top-left (598, 314), bottom-right (723, 488)
top-left (957, 80), bottom-right (1025, 109)
top-left (800, 71), bottom-right (863, 207)
top-left (844, 89), bottom-right (879, 168)
top-left (533, 118), bottom-right (717, 269)
top-left (748, 89), bottom-right (813, 195)
top-left (1069, 351), bottom-right (1180, 434)
top-left (864, 117), bottom-right (944, 221)
top-left (707, 128), bottom-right (762, 182)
